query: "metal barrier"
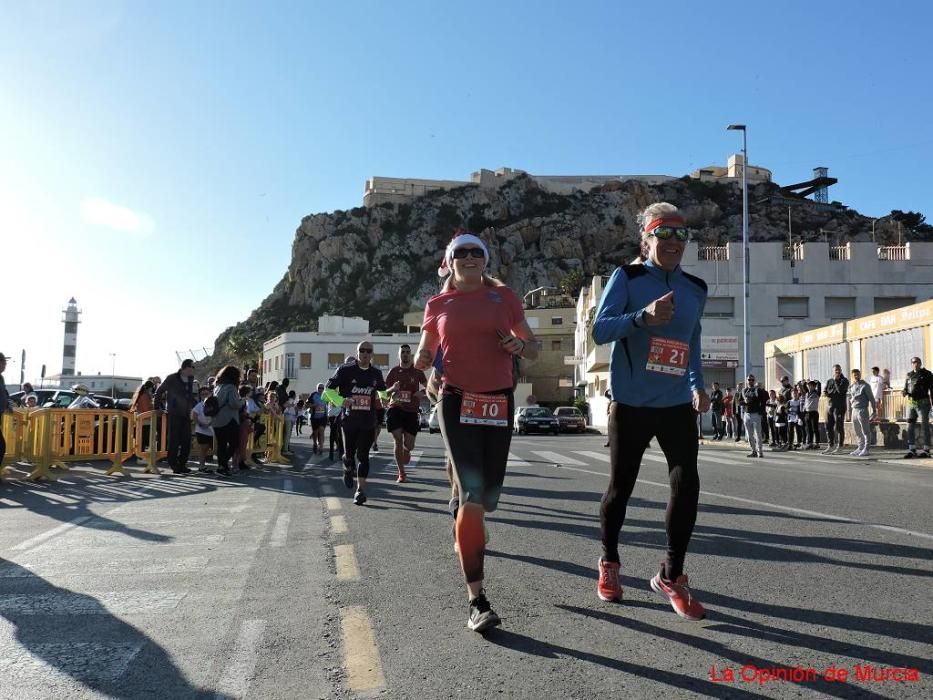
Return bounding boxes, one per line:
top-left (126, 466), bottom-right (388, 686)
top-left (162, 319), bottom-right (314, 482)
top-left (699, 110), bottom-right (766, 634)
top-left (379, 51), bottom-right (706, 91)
top-left (132, 410), bottom-right (168, 475)
top-left (262, 412), bottom-right (284, 464)
top-left (1, 409), bottom-right (33, 478)
top-left (1, 407), bottom-right (286, 479)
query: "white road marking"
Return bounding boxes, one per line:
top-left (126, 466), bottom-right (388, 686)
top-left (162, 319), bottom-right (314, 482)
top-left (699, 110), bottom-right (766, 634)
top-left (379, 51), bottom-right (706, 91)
top-left (12, 516), bottom-right (92, 552)
top-left (331, 515), bottom-right (348, 534)
top-left (531, 451), bottom-right (587, 466)
top-left (215, 619), bottom-right (266, 700)
top-left (507, 453), bottom-right (531, 467)
top-left (324, 497), bottom-right (342, 511)
top-left (283, 478), bottom-right (293, 493)
top-left (552, 463), bottom-right (933, 541)
top-left (269, 513), bottom-right (290, 548)
top-left (575, 451), bottom-right (610, 463)
top-left (407, 449), bottom-right (423, 467)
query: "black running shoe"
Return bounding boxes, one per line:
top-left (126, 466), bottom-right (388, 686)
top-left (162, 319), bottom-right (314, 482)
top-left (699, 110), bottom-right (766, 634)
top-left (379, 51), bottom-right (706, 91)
top-left (448, 495), bottom-right (460, 519)
top-left (904, 450), bottom-right (917, 459)
top-left (467, 591), bottom-right (501, 632)
top-left (353, 489), bottom-right (367, 506)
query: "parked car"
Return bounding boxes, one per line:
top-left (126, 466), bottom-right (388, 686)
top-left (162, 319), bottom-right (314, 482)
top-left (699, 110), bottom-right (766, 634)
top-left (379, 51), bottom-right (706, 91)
top-left (428, 406), bottom-right (440, 434)
top-left (554, 406), bottom-right (587, 433)
top-left (92, 395), bottom-right (117, 409)
top-left (516, 406), bottom-right (559, 435)
top-left (42, 390), bottom-right (78, 408)
top-left (9, 389), bottom-right (58, 407)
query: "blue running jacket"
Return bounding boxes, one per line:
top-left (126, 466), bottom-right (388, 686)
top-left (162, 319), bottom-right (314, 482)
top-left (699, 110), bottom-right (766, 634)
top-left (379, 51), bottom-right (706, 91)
top-left (593, 260), bottom-right (707, 408)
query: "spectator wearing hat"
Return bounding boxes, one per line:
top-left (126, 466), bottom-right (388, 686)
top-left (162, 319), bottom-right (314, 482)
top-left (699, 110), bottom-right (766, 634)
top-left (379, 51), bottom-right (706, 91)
top-left (154, 359), bottom-right (197, 474)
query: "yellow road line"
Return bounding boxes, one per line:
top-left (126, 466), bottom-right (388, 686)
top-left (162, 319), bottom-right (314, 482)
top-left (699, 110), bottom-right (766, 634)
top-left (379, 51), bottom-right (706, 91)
top-left (333, 544), bottom-right (360, 580)
top-left (324, 497), bottom-right (342, 510)
top-left (331, 515), bottom-right (348, 534)
top-left (341, 606), bottom-right (386, 693)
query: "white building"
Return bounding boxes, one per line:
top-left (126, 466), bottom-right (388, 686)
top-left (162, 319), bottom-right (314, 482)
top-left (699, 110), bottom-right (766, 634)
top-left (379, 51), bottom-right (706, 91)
top-left (45, 373), bottom-right (143, 397)
top-left (573, 241), bottom-right (933, 430)
top-left (262, 315), bottom-right (422, 397)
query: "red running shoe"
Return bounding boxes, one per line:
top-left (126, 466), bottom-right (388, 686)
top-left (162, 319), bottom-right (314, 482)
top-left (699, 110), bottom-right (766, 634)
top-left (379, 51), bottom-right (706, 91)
top-left (597, 559), bottom-right (622, 602)
top-left (650, 570), bottom-right (706, 621)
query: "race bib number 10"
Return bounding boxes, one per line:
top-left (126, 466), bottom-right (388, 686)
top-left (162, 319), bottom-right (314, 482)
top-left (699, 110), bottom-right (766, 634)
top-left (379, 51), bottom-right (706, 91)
top-left (460, 392), bottom-right (508, 427)
top-left (646, 337), bottom-right (689, 377)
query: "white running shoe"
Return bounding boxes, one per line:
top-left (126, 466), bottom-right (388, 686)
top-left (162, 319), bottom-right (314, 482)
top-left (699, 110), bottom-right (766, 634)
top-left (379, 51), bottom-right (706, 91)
top-left (848, 449), bottom-right (861, 456)
top-left (856, 449), bottom-right (869, 457)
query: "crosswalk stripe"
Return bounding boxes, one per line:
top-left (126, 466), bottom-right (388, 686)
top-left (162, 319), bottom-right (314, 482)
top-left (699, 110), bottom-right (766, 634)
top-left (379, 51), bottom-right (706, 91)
top-left (530, 451), bottom-right (587, 466)
top-left (575, 451), bottom-right (610, 463)
top-left (408, 450), bottom-right (423, 467)
top-left (215, 619), bottom-right (266, 700)
top-left (507, 452), bottom-right (531, 467)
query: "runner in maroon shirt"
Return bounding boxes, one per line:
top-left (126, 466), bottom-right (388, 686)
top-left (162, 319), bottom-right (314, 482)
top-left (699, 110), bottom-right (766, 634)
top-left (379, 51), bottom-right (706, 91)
top-left (385, 344), bottom-right (428, 483)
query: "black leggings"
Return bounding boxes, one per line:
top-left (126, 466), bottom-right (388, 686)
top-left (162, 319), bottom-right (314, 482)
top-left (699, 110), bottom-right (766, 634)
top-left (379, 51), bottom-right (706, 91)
top-left (826, 405), bottom-right (846, 447)
top-left (601, 402), bottom-right (700, 581)
top-left (806, 411), bottom-right (820, 444)
top-left (329, 416), bottom-right (344, 455)
top-left (214, 421), bottom-right (239, 469)
top-left (438, 389), bottom-right (514, 513)
top-left (343, 420), bottom-right (375, 478)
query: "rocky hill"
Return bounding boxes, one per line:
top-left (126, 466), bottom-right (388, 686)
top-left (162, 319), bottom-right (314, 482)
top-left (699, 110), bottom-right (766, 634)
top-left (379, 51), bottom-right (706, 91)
top-left (204, 174), bottom-right (930, 371)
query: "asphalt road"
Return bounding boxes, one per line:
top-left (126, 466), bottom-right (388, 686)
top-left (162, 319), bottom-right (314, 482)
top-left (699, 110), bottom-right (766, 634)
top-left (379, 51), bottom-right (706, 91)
top-left (0, 430), bottom-right (930, 699)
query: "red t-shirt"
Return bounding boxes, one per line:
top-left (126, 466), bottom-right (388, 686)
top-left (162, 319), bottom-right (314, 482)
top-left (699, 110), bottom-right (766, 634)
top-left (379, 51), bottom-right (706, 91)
top-left (422, 285), bottom-right (525, 393)
top-left (386, 366), bottom-right (427, 412)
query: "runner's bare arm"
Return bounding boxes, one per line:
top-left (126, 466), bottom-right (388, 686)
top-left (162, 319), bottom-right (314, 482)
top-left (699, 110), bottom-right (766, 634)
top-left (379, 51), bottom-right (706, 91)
top-left (508, 320), bottom-right (539, 361)
top-left (415, 331), bottom-right (439, 370)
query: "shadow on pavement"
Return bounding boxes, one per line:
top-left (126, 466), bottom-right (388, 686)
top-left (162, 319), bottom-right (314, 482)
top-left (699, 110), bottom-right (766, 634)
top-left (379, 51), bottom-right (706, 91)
top-left (0, 558), bottom-right (229, 699)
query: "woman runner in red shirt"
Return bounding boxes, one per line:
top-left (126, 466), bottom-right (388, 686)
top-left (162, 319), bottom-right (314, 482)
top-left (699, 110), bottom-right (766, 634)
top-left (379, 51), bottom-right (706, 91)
top-left (416, 232), bottom-right (539, 632)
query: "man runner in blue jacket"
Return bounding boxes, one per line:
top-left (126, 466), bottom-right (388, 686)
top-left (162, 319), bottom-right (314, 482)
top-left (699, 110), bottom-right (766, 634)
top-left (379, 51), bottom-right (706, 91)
top-left (592, 202), bottom-right (709, 621)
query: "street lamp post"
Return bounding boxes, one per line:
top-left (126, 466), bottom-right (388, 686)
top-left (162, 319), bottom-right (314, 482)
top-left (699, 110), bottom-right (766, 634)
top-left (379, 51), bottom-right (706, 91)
top-left (727, 124), bottom-right (751, 383)
top-left (109, 353), bottom-right (116, 398)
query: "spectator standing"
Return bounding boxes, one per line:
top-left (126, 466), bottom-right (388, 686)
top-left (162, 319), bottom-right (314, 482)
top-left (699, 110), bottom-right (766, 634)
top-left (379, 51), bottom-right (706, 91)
top-left (282, 391), bottom-right (297, 456)
top-left (903, 357), bottom-right (933, 459)
top-left (234, 385), bottom-right (254, 470)
top-left (822, 365), bottom-right (849, 455)
top-left (0, 353), bottom-right (10, 469)
top-left (867, 367), bottom-right (884, 446)
top-left (741, 375), bottom-right (768, 458)
top-left (276, 378), bottom-right (289, 410)
top-left (765, 390), bottom-right (778, 447)
top-left (723, 388), bottom-right (735, 439)
top-left (212, 366), bottom-right (243, 476)
top-left (848, 369), bottom-right (876, 457)
top-left (803, 380), bottom-right (821, 449)
top-left (709, 383), bottom-right (724, 440)
top-left (129, 380), bottom-right (155, 459)
top-left (191, 386), bottom-right (214, 472)
top-left (787, 387), bottom-right (804, 449)
top-left (154, 359), bottom-right (197, 474)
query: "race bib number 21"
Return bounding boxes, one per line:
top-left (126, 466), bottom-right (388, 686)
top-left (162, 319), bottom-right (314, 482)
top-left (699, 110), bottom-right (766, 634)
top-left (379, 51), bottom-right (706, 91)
top-left (646, 337), bottom-right (689, 377)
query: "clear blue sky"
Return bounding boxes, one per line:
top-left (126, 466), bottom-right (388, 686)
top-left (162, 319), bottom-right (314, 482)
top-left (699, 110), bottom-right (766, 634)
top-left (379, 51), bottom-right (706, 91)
top-left (2, 0), bottom-right (931, 382)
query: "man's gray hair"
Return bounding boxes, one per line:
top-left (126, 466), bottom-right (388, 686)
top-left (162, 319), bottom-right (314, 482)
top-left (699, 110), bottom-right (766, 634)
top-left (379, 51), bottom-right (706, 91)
top-left (638, 202), bottom-right (682, 234)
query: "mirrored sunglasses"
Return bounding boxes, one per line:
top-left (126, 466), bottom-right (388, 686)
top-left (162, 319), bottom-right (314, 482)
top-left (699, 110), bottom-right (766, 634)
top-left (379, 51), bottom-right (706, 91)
top-left (648, 227), bottom-right (690, 242)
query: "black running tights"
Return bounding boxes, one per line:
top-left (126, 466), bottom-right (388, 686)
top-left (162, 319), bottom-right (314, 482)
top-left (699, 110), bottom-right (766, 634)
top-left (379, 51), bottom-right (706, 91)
top-left (601, 402), bottom-right (700, 581)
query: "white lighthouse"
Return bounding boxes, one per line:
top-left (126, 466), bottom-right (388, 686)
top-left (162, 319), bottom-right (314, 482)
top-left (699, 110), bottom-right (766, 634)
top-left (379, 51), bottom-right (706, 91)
top-left (62, 297), bottom-right (81, 375)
